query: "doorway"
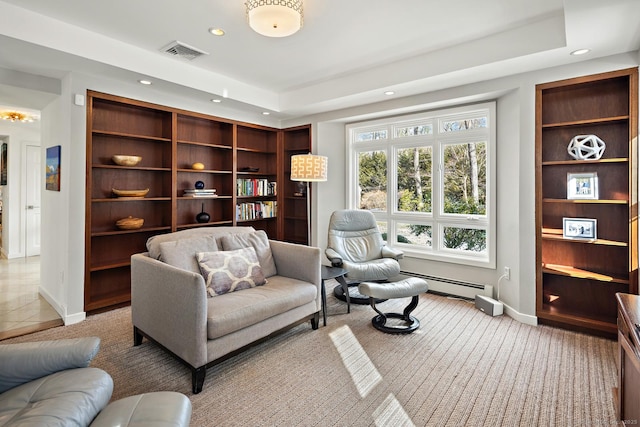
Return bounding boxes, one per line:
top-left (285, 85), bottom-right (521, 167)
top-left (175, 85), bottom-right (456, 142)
top-left (24, 143), bottom-right (41, 256)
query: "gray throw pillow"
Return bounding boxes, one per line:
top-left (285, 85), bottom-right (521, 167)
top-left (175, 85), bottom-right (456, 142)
top-left (146, 227), bottom-right (255, 259)
top-left (197, 247), bottom-right (266, 297)
top-left (220, 230), bottom-right (277, 277)
top-left (158, 235), bottom-right (218, 274)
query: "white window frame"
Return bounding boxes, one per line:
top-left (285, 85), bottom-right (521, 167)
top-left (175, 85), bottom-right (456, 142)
top-left (347, 102), bottom-right (496, 268)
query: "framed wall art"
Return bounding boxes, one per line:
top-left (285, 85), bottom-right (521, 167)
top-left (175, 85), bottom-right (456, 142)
top-left (563, 217), bottom-right (597, 240)
top-left (0, 142), bottom-right (7, 186)
top-left (567, 172), bottom-right (598, 200)
top-left (46, 145), bottom-right (61, 191)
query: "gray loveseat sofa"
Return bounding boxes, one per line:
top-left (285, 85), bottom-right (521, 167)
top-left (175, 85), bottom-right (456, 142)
top-left (0, 337), bottom-right (191, 426)
top-left (131, 227), bottom-right (321, 394)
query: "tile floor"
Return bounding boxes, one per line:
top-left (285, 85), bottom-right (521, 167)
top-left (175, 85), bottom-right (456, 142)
top-left (0, 256), bottom-right (63, 340)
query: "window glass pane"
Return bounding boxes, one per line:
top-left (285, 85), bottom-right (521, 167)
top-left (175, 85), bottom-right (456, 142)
top-left (443, 142), bottom-right (486, 215)
top-left (395, 124), bottom-right (433, 138)
top-left (441, 116), bottom-right (487, 132)
top-left (396, 222), bottom-right (432, 248)
top-left (358, 150), bottom-right (387, 211)
top-left (356, 129), bottom-right (388, 142)
top-left (377, 221), bottom-right (388, 242)
top-left (443, 226), bottom-right (487, 252)
top-left (397, 147), bottom-right (432, 213)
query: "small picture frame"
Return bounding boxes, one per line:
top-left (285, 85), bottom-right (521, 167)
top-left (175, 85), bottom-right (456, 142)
top-left (567, 172), bottom-right (598, 199)
top-left (563, 217), bottom-right (597, 240)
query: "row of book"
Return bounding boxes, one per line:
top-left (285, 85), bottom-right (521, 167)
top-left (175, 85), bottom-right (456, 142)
top-left (236, 201), bottom-right (277, 221)
top-left (237, 179), bottom-right (276, 197)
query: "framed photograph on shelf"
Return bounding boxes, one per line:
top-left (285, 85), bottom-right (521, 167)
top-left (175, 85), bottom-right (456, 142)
top-left (567, 172), bottom-right (598, 199)
top-left (563, 217), bottom-right (597, 240)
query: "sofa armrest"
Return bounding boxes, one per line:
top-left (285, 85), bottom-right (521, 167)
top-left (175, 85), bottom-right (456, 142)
top-left (0, 337), bottom-right (100, 393)
top-left (270, 240), bottom-right (321, 287)
top-left (382, 245), bottom-right (404, 260)
top-left (131, 253), bottom-right (208, 368)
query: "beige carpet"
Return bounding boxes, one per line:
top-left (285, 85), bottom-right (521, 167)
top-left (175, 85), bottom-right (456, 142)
top-left (2, 283), bottom-right (619, 426)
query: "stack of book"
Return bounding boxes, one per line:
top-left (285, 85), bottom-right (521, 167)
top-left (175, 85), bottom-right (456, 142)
top-left (183, 189), bottom-right (217, 198)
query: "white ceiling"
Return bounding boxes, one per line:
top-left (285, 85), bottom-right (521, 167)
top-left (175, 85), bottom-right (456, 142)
top-left (0, 0), bottom-right (639, 120)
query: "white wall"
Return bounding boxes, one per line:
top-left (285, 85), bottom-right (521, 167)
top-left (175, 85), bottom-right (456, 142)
top-left (39, 83), bottom-right (77, 322)
top-left (0, 121), bottom-right (40, 259)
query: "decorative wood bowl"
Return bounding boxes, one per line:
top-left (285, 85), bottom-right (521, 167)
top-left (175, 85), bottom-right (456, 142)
top-left (112, 188), bottom-right (149, 198)
top-left (112, 155), bottom-right (142, 166)
top-left (115, 216), bottom-right (144, 230)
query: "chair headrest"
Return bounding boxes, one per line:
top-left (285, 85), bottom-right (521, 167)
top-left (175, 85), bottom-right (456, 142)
top-left (329, 209), bottom-right (377, 232)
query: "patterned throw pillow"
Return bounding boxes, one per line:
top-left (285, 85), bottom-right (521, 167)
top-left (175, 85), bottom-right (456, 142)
top-left (197, 247), bottom-right (266, 297)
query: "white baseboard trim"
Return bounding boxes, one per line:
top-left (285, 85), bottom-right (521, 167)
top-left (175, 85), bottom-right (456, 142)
top-left (5, 251), bottom-right (24, 259)
top-left (38, 286), bottom-right (63, 317)
top-left (64, 311), bottom-right (86, 326)
top-left (38, 286), bottom-right (86, 326)
top-left (502, 301), bottom-right (538, 326)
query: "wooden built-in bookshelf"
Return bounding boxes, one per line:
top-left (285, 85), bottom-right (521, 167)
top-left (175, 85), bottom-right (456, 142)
top-left (85, 91), bottom-right (311, 312)
top-left (535, 68), bottom-right (638, 336)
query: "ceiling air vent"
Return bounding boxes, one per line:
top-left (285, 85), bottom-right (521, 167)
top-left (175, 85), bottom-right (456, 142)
top-left (161, 41), bottom-right (209, 61)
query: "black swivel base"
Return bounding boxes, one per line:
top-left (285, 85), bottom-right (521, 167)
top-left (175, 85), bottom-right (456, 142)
top-left (369, 295), bottom-right (421, 334)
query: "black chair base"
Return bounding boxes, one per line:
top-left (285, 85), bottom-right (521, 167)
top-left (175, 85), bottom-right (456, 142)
top-left (368, 295), bottom-right (421, 334)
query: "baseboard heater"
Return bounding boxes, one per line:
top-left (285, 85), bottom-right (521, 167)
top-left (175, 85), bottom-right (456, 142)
top-left (399, 271), bottom-right (493, 300)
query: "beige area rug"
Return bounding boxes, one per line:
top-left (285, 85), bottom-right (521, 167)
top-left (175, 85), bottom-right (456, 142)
top-left (2, 282), bottom-right (619, 426)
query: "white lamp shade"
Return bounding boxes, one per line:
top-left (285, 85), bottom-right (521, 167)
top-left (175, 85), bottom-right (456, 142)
top-left (246, 0), bottom-right (303, 38)
top-left (290, 154), bottom-right (328, 182)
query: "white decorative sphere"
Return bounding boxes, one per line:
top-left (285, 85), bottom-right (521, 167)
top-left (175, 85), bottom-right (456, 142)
top-left (567, 134), bottom-right (606, 160)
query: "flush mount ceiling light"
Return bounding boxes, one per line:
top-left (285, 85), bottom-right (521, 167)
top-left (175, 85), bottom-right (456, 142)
top-left (138, 79), bottom-right (152, 85)
top-left (0, 111), bottom-right (36, 123)
top-left (245, 0), bottom-right (303, 38)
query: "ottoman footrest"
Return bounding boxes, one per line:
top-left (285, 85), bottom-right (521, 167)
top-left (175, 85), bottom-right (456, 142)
top-left (358, 278), bottom-right (429, 334)
top-left (90, 392), bottom-right (191, 427)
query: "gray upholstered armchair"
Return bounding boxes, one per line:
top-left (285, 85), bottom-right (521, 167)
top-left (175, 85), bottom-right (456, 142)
top-left (0, 337), bottom-right (192, 426)
top-left (325, 209), bottom-right (404, 282)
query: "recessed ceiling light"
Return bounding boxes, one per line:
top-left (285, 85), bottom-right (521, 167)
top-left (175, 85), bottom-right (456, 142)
top-left (384, 91), bottom-right (395, 96)
top-left (211, 99), bottom-right (222, 103)
top-left (570, 49), bottom-right (590, 56)
top-left (262, 112), bottom-right (270, 115)
top-left (209, 28), bottom-right (225, 36)
top-left (138, 79), bottom-right (152, 85)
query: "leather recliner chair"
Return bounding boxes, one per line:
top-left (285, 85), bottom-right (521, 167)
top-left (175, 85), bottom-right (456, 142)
top-left (325, 209), bottom-right (404, 283)
top-left (0, 337), bottom-right (192, 426)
